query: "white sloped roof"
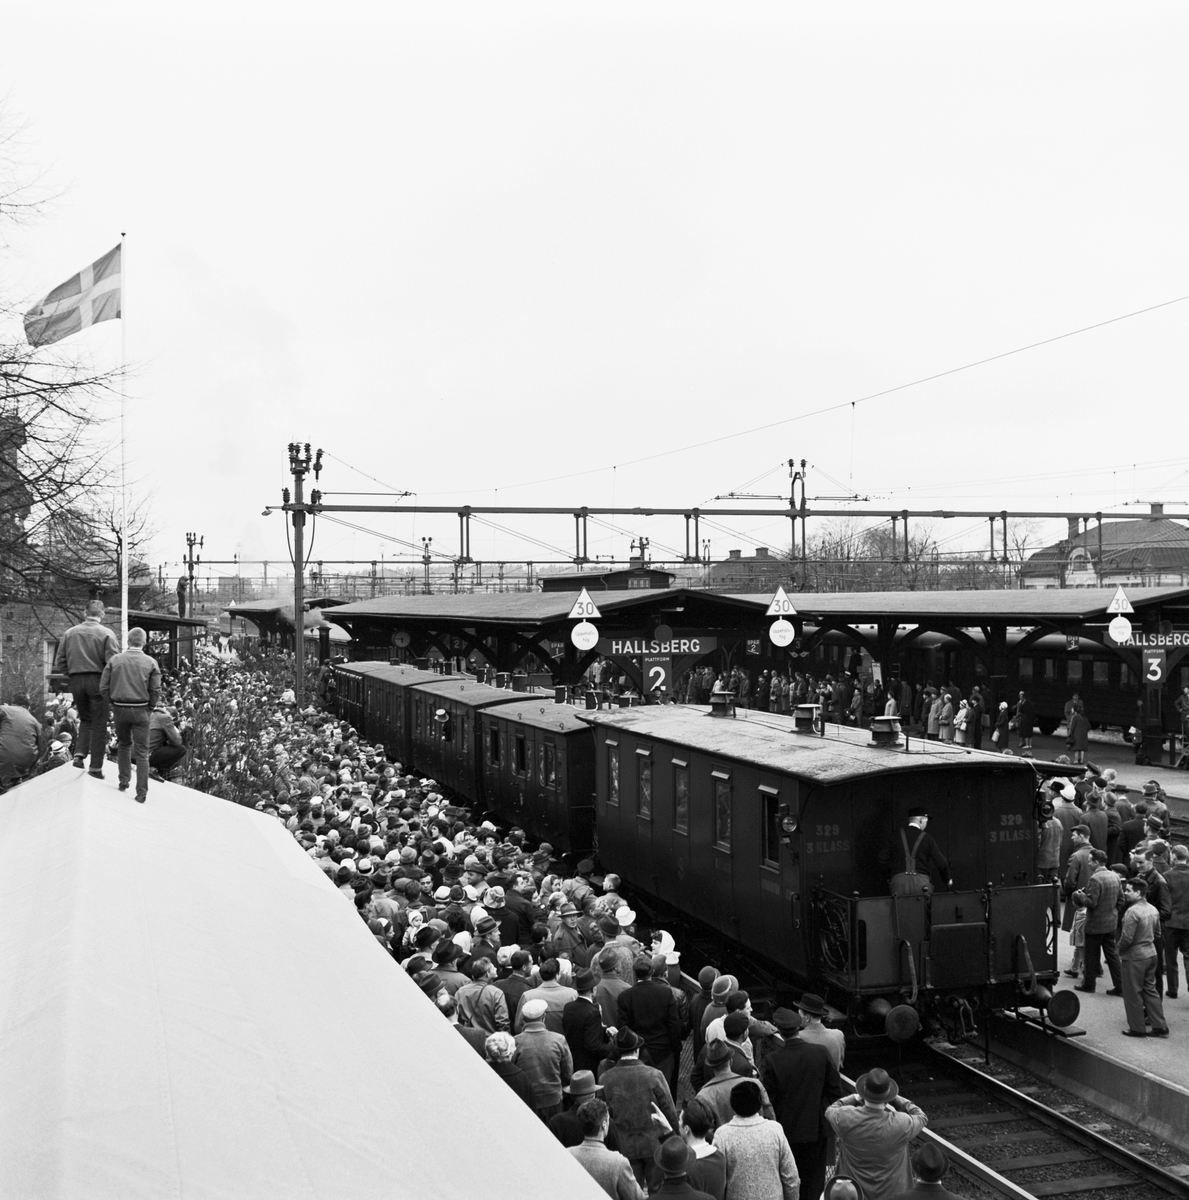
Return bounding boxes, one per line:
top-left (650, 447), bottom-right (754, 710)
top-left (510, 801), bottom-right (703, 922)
top-left (0, 771), bottom-right (606, 1200)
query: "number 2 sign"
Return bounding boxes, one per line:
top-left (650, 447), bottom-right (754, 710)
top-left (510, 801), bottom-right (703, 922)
top-left (642, 655), bottom-right (672, 697)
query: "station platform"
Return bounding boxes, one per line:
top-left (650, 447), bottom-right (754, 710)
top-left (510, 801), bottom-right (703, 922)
top-left (1025, 730), bottom-right (1189, 804)
top-left (990, 932), bottom-right (1189, 1153)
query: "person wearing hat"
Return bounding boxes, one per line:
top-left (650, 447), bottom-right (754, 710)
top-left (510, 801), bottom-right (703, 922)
top-left (695, 1038), bottom-right (774, 1127)
top-left (888, 1143), bottom-right (964, 1200)
top-left (431, 940), bottom-right (470, 996)
top-left (515, 997), bottom-right (573, 1121)
top-left (618, 953), bottom-right (683, 1098)
top-left (795, 994), bottom-right (845, 1071)
top-left (712, 1080), bottom-right (799, 1200)
top-left (563, 967), bottom-right (617, 1073)
top-left (567, 1097), bottom-right (644, 1200)
top-left (598, 920), bottom-right (639, 987)
top-left (600, 1027), bottom-right (680, 1186)
top-left (548, 1071), bottom-right (621, 1151)
top-left (826, 1069), bottom-right (928, 1200)
top-left (553, 900), bottom-right (596, 965)
top-left (562, 859), bottom-right (596, 909)
top-left (689, 1011), bottom-right (756, 1092)
top-left (761, 1007), bottom-right (842, 1200)
top-left (482, 885), bottom-right (521, 948)
top-left (885, 809), bottom-right (951, 895)
top-left (1062, 825), bottom-right (1094, 978)
top-left (647, 1134), bottom-right (715, 1200)
top-left (688, 967), bottom-right (720, 1062)
top-left (700, 974), bottom-right (738, 1039)
top-left (469, 914), bottom-right (501, 969)
top-left (516, 956), bottom-right (578, 1034)
top-left (1049, 780), bottom-right (1083, 876)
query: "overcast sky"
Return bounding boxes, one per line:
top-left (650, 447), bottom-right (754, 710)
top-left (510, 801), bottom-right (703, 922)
top-left (3, 1), bottom-right (1187, 586)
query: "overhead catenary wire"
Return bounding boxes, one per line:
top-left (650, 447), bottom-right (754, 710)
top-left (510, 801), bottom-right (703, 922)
top-left (412, 292), bottom-right (1189, 497)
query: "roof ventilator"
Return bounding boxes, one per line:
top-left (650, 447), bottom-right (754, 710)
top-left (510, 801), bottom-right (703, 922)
top-left (870, 715), bottom-right (902, 748)
top-left (794, 704), bottom-right (822, 734)
top-left (708, 691), bottom-right (736, 719)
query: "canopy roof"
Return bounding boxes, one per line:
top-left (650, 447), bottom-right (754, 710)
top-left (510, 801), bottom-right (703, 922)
top-left (725, 586), bottom-right (1189, 623)
top-left (0, 771), bottom-right (605, 1200)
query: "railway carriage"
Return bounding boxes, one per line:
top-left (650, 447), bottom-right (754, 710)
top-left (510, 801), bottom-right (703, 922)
top-left (477, 702), bottom-right (596, 856)
top-left (334, 662), bottom-right (1068, 1034)
top-left (335, 662), bottom-right (443, 751)
top-left (579, 705), bottom-right (1061, 1027)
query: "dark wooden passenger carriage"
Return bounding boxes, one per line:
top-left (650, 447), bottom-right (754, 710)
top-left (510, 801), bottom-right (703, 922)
top-left (407, 678), bottom-right (522, 797)
top-left (334, 662), bottom-right (443, 761)
top-left (478, 702), bottom-right (596, 857)
top-left (580, 706), bottom-right (1057, 1009)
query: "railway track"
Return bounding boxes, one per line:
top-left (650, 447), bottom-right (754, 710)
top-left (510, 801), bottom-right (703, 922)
top-left (885, 1042), bottom-right (1189, 1200)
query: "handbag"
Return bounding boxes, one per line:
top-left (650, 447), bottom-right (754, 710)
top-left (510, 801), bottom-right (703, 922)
top-left (991, 729), bottom-right (1000, 744)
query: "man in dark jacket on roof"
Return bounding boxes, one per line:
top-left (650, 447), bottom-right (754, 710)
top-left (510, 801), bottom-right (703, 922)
top-left (53, 599), bottom-right (119, 773)
top-left (99, 627), bottom-right (161, 802)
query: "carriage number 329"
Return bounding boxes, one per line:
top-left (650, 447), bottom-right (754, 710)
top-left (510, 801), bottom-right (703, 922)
top-left (815, 824), bottom-right (841, 836)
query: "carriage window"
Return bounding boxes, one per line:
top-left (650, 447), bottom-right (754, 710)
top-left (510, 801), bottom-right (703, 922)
top-left (1121, 663), bottom-right (1134, 687)
top-left (1018, 657), bottom-right (1033, 681)
top-left (1043, 658), bottom-right (1055, 680)
top-left (514, 734), bottom-right (527, 775)
top-left (538, 743), bottom-right (546, 785)
top-left (1067, 660), bottom-right (1083, 683)
top-left (544, 743), bottom-right (556, 786)
top-left (1093, 661), bottom-right (1109, 685)
top-left (712, 770), bottom-right (732, 851)
top-left (673, 760), bottom-right (689, 833)
top-left (608, 742), bottom-right (619, 806)
top-left (636, 752), bottom-right (652, 819)
top-left (488, 726), bottom-right (501, 765)
top-left (414, 702), bottom-right (421, 736)
top-left (760, 786), bottom-right (780, 868)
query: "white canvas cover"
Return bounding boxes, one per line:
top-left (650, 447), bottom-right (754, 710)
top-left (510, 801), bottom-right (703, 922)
top-left (0, 771), bottom-right (607, 1199)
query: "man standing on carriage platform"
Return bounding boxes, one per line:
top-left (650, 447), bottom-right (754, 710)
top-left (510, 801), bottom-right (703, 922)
top-left (883, 807), bottom-right (951, 893)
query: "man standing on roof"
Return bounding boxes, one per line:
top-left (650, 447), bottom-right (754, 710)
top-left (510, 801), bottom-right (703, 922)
top-left (53, 599), bottom-right (119, 775)
top-left (99, 627), bottom-right (161, 802)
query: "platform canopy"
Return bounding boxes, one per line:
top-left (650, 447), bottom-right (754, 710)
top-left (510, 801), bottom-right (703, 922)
top-left (0, 771), bottom-right (606, 1200)
top-left (324, 587), bottom-right (771, 682)
top-left (226, 595), bottom-right (348, 651)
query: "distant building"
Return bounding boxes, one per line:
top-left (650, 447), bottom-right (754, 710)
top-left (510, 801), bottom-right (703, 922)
top-left (706, 547), bottom-right (789, 593)
top-left (1021, 505), bottom-right (1189, 589)
top-left (538, 560), bottom-right (675, 592)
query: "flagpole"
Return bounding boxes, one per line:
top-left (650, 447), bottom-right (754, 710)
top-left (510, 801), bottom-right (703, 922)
top-left (119, 231), bottom-right (128, 649)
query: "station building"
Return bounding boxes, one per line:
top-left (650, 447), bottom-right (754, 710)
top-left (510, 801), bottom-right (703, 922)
top-left (1022, 505), bottom-right (1189, 590)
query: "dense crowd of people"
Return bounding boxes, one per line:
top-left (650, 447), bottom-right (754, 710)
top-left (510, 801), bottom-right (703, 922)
top-left (14, 622), bottom-right (1184, 1195)
top-left (1041, 769), bottom-right (1186, 1039)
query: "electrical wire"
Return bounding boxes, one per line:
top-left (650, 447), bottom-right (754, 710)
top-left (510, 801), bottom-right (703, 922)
top-left (411, 291), bottom-right (1189, 497)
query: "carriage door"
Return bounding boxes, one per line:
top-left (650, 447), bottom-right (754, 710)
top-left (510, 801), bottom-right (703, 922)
top-left (757, 781), bottom-right (788, 959)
